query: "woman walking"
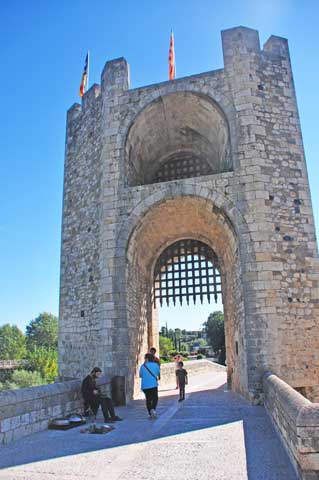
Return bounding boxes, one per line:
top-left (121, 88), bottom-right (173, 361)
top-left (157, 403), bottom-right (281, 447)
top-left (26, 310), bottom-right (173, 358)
top-left (139, 353), bottom-right (160, 419)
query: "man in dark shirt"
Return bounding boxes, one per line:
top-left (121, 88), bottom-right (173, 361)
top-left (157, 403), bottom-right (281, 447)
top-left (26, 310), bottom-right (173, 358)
top-left (150, 347), bottom-right (160, 365)
top-left (81, 367), bottom-right (122, 423)
top-left (150, 347), bottom-right (161, 380)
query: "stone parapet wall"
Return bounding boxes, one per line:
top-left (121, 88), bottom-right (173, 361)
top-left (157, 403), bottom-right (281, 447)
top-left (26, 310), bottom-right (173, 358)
top-left (263, 372), bottom-right (319, 480)
top-left (159, 359), bottom-right (226, 387)
top-left (0, 360), bottom-right (24, 370)
top-left (0, 380), bottom-right (83, 446)
top-left (0, 361), bottom-right (27, 382)
top-left (0, 375), bottom-right (114, 447)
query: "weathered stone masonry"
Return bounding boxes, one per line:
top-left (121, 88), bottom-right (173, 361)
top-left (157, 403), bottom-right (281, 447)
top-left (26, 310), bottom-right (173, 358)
top-left (59, 26), bottom-right (319, 403)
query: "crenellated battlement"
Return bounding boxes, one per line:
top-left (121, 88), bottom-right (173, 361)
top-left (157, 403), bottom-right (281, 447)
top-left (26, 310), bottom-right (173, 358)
top-left (68, 25), bottom-right (292, 122)
top-left (263, 35), bottom-right (289, 57)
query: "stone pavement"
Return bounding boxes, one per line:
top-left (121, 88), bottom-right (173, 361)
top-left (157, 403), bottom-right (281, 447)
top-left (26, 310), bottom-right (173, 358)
top-left (0, 371), bottom-right (297, 480)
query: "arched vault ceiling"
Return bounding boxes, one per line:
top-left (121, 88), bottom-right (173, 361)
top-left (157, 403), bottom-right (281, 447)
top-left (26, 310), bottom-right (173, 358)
top-left (126, 92), bottom-right (232, 185)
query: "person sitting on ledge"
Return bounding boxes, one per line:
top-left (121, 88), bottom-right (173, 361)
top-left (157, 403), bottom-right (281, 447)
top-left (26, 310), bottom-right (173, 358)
top-left (81, 367), bottom-right (123, 423)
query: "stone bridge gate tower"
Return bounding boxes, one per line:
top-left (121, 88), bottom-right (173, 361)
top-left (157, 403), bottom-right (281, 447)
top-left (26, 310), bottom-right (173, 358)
top-left (59, 26), bottom-right (319, 403)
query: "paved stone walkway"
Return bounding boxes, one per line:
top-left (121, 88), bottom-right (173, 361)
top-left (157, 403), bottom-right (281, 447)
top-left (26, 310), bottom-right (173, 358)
top-left (0, 371), bottom-right (297, 480)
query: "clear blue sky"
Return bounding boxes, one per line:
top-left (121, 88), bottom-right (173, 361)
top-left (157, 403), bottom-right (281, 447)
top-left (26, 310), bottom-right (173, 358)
top-left (0, 0), bottom-right (318, 333)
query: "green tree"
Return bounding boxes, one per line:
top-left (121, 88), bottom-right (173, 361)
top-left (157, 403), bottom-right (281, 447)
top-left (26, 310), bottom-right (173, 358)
top-left (159, 336), bottom-right (174, 357)
top-left (160, 326), bottom-right (167, 337)
top-left (165, 329), bottom-right (173, 341)
top-left (203, 311), bottom-right (225, 365)
top-left (26, 312), bottom-right (58, 351)
top-left (26, 347), bottom-right (58, 383)
top-left (0, 324), bottom-right (26, 360)
top-left (180, 342), bottom-right (190, 353)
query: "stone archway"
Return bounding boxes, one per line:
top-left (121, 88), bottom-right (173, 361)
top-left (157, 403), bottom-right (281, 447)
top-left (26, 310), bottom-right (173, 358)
top-left (125, 195), bottom-right (248, 398)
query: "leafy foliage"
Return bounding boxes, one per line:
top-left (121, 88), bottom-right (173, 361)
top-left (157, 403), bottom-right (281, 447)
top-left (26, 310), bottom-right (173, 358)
top-left (0, 324), bottom-right (26, 360)
top-left (203, 311), bottom-right (226, 365)
top-left (26, 312), bottom-right (58, 351)
top-left (26, 347), bottom-right (58, 383)
top-left (180, 342), bottom-right (190, 353)
top-left (159, 336), bottom-right (174, 357)
top-left (0, 369), bottom-right (44, 390)
top-left (0, 312), bottom-right (59, 390)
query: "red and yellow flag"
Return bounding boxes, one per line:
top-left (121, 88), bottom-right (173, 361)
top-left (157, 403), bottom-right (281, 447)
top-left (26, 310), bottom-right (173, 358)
top-left (168, 31), bottom-right (176, 80)
top-left (79, 52), bottom-right (89, 97)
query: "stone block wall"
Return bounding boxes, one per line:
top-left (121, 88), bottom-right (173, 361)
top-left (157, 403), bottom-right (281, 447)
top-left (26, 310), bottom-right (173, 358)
top-left (59, 83), bottom-right (103, 380)
top-left (0, 380), bottom-right (84, 446)
top-left (0, 376), bottom-right (110, 446)
top-left (264, 372), bottom-right (319, 480)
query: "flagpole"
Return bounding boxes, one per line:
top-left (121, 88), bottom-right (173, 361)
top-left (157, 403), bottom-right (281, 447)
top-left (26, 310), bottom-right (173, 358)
top-left (87, 50), bottom-right (90, 93)
top-left (172, 29), bottom-right (176, 78)
top-left (169, 30), bottom-right (176, 80)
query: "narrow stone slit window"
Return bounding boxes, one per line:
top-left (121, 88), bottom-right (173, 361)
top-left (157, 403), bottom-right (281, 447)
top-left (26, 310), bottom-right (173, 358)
top-left (153, 239), bottom-right (221, 307)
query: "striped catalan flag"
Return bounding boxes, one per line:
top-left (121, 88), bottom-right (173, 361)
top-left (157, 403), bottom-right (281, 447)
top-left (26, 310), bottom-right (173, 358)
top-left (79, 52), bottom-right (89, 98)
top-left (168, 30), bottom-right (176, 80)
